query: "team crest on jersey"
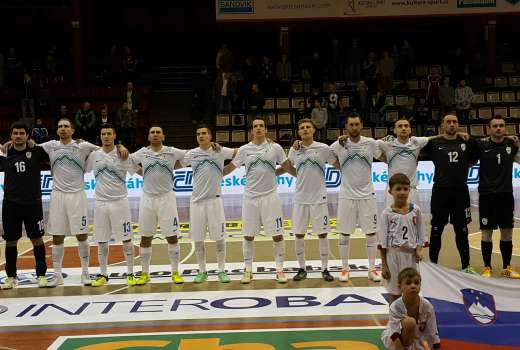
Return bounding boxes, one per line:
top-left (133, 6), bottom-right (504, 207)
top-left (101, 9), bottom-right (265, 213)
top-left (481, 218), bottom-right (488, 225)
top-left (506, 147), bottom-right (511, 154)
top-left (26, 151), bottom-right (32, 159)
top-left (461, 144), bottom-right (466, 151)
top-left (461, 288), bottom-right (496, 324)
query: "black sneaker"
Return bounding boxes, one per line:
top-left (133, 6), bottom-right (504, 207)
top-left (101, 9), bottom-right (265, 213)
top-left (293, 268), bottom-right (307, 281)
top-left (322, 269), bottom-right (334, 282)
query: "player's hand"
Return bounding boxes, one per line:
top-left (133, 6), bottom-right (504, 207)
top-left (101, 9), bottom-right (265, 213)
top-left (338, 135), bottom-right (349, 147)
top-left (116, 144), bottom-right (129, 160)
top-left (382, 265), bottom-right (391, 280)
top-left (456, 132), bottom-right (470, 141)
top-left (381, 134), bottom-right (393, 142)
top-left (1, 141), bottom-right (13, 153)
top-left (75, 139), bottom-right (84, 144)
top-left (27, 140), bottom-right (36, 148)
top-left (415, 247), bottom-right (423, 262)
top-left (210, 142), bottom-right (222, 152)
top-left (292, 140), bottom-right (302, 150)
top-left (507, 135), bottom-right (519, 145)
top-left (136, 166), bottom-right (143, 176)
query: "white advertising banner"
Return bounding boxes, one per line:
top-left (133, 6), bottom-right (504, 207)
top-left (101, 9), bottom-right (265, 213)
top-left (0, 161), bottom-right (517, 200)
top-left (216, 0), bottom-right (520, 20)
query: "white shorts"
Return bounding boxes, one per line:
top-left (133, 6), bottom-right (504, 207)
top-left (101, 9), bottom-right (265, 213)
top-left (242, 191), bottom-right (284, 237)
top-left (190, 197), bottom-right (226, 242)
top-left (336, 197), bottom-right (378, 235)
top-left (383, 247), bottom-right (417, 295)
top-left (293, 203), bottom-right (329, 235)
top-left (93, 198), bottom-right (132, 243)
top-left (138, 191), bottom-right (179, 237)
top-left (385, 187), bottom-right (418, 208)
top-left (48, 190), bottom-right (88, 236)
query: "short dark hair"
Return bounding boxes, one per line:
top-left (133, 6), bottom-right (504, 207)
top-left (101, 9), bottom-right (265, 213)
top-left (489, 115), bottom-right (506, 125)
top-left (297, 118), bottom-right (316, 129)
top-left (99, 123), bottom-right (116, 133)
top-left (346, 113), bottom-right (362, 124)
top-left (441, 111), bottom-right (457, 123)
top-left (195, 124), bottom-right (212, 134)
top-left (389, 173), bottom-right (410, 190)
top-left (394, 118), bottom-right (410, 126)
top-left (148, 125), bottom-right (163, 132)
top-left (57, 117), bottom-right (74, 129)
top-left (10, 121), bottom-right (30, 134)
top-left (398, 267), bottom-right (421, 285)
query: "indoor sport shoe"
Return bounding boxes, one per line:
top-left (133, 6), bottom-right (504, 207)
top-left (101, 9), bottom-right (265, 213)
top-left (126, 274), bottom-right (137, 286)
top-left (48, 273), bottom-right (64, 287)
top-left (462, 266), bottom-right (479, 275)
top-left (276, 271), bottom-right (288, 283)
top-left (218, 271), bottom-right (230, 283)
top-left (91, 275), bottom-right (108, 287)
top-left (293, 268), bottom-right (307, 281)
top-left (194, 271), bottom-right (208, 283)
top-left (37, 276), bottom-right (48, 288)
top-left (135, 272), bottom-right (150, 285)
top-left (502, 266), bottom-right (520, 279)
top-left (81, 272), bottom-right (92, 286)
top-left (322, 269), bottom-right (334, 282)
top-left (481, 267), bottom-right (492, 278)
top-left (368, 268), bottom-right (382, 282)
top-left (171, 271), bottom-right (184, 284)
top-left (241, 271), bottom-right (253, 284)
top-left (0, 277), bottom-right (17, 290)
top-left (339, 269), bottom-right (350, 282)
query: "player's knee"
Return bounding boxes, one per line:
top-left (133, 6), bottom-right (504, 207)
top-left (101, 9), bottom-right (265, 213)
top-left (5, 240), bottom-right (18, 247)
top-left (30, 238), bottom-right (44, 246)
top-left (166, 236), bottom-right (178, 244)
top-left (76, 234), bottom-right (88, 242)
top-left (318, 233), bottom-right (327, 239)
top-left (500, 228), bottom-right (513, 242)
top-left (272, 235), bottom-right (283, 242)
top-left (53, 235), bottom-right (65, 245)
top-left (454, 225), bottom-right (468, 236)
top-left (481, 229), bottom-right (493, 242)
top-left (140, 236), bottom-right (152, 246)
top-left (295, 234), bottom-right (305, 239)
top-left (244, 236), bottom-right (254, 242)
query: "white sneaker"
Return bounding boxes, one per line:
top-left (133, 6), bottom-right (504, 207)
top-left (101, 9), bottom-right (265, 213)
top-left (48, 273), bottom-right (64, 287)
top-left (339, 269), bottom-right (350, 282)
top-left (0, 277), bottom-right (17, 289)
top-left (368, 268), bottom-right (382, 282)
top-left (37, 276), bottom-right (48, 288)
top-left (81, 272), bottom-right (92, 286)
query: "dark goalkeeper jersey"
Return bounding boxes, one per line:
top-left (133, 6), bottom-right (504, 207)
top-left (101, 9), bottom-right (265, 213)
top-left (0, 146), bottom-right (48, 204)
top-left (476, 138), bottom-right (519, 194)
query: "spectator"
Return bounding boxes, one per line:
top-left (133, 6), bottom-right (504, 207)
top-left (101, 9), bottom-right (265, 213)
top-left (294, 100), bottom-right (308, 123)
top-left (377, 50), bottom-right (395, 92)
top-left (58, 105), bottom-right (69, 121)
top-left (216, 44), bottom-right (234, 72)
top-left (75, 102), bottom-right (97, 141)
top-left (247, 83), bottom-right (265, 117)
top-left (116, 102), bottom-right (137, 149)
top-left (214, 71), bottom-right (235, 114)
top-left (399, 97), bottom-right (416, 122)
top-left (426, 67), bottom-right (442, 108)
top-left (362, 51), bottom-right (378, 93)
top-left (242, 56), bottom-right (258, 92)
top-left (326, 82), bottom-right (339, 127)
top-left (124, 81), bottom-right (139, 113)
top-left (99, 105), bottom-right (112, 125)
top-left (0, 51), bottom-right (4, 88)
top-left (19, 72), bottom-right (36, 122)
top-left (337, 97), bottom-right (350, 128)
top-left (439, 76), bottom-right (455, 116)
top-left (31, 118), bottom-right (49, 144)
top-left (276, 53), bottom-right (292, 95)
top-left (122, 47), bottom-right (138, 83)
top-left (454, 79), bottom-right (473, 124)
top-left (352, 80), bottom-right (371, 125)
top-left (260, 56), bottom-right (274, 95)
top-left (311, 99), bottom-right (327, 141)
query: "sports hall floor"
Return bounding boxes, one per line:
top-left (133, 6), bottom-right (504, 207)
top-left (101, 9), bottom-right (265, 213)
top-left (0, 189), bottom-right (519, 349)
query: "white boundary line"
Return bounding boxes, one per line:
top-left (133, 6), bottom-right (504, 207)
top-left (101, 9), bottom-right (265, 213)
top-left (48, 326), bottom-right (386, 350)
top-left (180, 241), bottom-right (195, 264)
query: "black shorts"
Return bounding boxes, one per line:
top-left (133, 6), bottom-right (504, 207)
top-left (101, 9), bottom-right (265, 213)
top-left (2, 201), bottom-right (44, 241)
top-left (478, 192), bottom-right (514, 230)
top-left (431, 187), bottom-right (471, 228)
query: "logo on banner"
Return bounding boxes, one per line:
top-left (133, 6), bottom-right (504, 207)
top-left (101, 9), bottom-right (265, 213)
top-left (218, 0), bottom-right (255, 14)
top-left (457, 0), bottom-right (496, 8)
top-left (461, 288), bottom-right (496, 324)
top-left (41, 174), bottom-right (53, 195)
top-left (467, 165), bottom-right (480, 184)
top-left (325, 167), bottom-right (341, 188)
top-left (173, 170), bottom-right (194, 192)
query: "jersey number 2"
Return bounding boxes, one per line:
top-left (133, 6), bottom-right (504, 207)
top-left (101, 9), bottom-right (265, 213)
top-left (402, 226), bottom-right (408, 240)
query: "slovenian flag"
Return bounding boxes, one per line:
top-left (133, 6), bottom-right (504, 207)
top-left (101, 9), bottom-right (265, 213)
top-left (420, 262), bottom-right (520, 350)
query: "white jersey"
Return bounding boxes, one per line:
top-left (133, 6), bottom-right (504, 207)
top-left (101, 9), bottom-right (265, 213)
top-left (86, 148), bottom-right (138, 201)
top-left (232, 141), bottom-right (287, 199)
top-left (330, 136), bottom-right (382, 199)
top-left (288, 141), bottom-right (336, 204)
top-left (183, 146), bottom-right (234, 202)
top-left (41, 140), bottom-right (98, 193)
top-left (378, 204), bottom-right (425, 249)
top-left (378, 136), bottom-right (429, 188)
top-left (382, 296), bottom-right (440, 350)
top-left (131, 146), bottom-right (186, 195)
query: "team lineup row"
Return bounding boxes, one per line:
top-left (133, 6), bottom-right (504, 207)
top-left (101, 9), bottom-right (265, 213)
top-left (1, 111), bottom-right (519, 290)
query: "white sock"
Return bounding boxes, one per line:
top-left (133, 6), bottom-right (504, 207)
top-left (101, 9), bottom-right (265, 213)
top-left (140, 246), bottom-right (152, 274)
top-left (366, 234), bottom-right (378, 269)
top-left (216, 239), bottom-right (226, 272)
top-left (123, 241), bottom-right (134, 275)
top-left (97, 242), bottom-right (109, 276)
top-left (273, 240), bottom-right (285, 271)
top-left (168, 243), bottom-right (180, 272)
top-left (194, 241), bottom-right (206, 273)
top-left (52, 243), bottom-right (64, 275)
top-left (295, 238), bottom-right (306, 269)
top-left (77, 240), bottom-right (90, 274)
top-left (319, 237), bottom-right (329, 270)
top-left (339, 234), bottom-right (350, 270)
top-left (243, 239), bottom-right (254, 272)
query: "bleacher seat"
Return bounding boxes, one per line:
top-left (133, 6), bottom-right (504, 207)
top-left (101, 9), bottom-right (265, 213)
top-left (374, 127), bottom-right (387, 139)
top-left (470, 124), bottom-right (486, 137)
top-left (406, 79), bottom-right (419, 90)
top-left (502, 91), bottom-right (516, 103)
top-left (430, 64), bottom-right (442, 73)
top-left (276, 98), bottom-right (289, 109)
top-left (232, 130), bottom-right (246, 143)
top-left (457, 125), bottom-right (469, 134)
top-left (327, 128), bottom-right (340, 141)
top-left (510, 107), bottom-right (520, 119)
top-left (291, 97), bottom-right (305, 109)
top-left (395, 95), bottom-right (409, 106)
top-left (278, 129), bottom-right (293, 142)
top-left (411, 127), bottom-right (417, 136)
top-left (277, 112), bottom-right (291, 125)
top-left (340, 96), bottom-right (350, 107)
top-left (510, 76), bottom-right (520, 87)
top-left (385, 110), bottom-right (399, 123)
top-left (264, 113), bottom-right (276, 126)
top-left (486, 92), bottom-right (500, 103)
top-left (494, 76), bottom-right (508, 87)
top-left (215, 131), bottom-right (230, 143)
top-left (361, 128), bottom-right (372, 138)
top-left (415, 65), bottom-right (428, 77)
top-left (478, 107), bottom-right (492, 120)
top-left (501, 63), bottom-right (516, 74)
top-left (472, 92), bottom-right (485, 104)
top-left (431, 109), bottom-right (441, 121)
top-left (264, 98), bottom-right (275, 110)
top-left (470, 108), bottom-right (478, 120)
top-left (267, 130), bottom-right (277, 141)
top-left (231, 114), bottom-right (245, 126)
top-left (291, 82), bottom-right (304, 94)
top-left (506, 123), bottom-right (517, 135)
top-left (494, 107), bottom-right (508, 118)
top-left (392, 80), bottom-right (404, 89)
top-left (385, 95), bottom-right (395, 106)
